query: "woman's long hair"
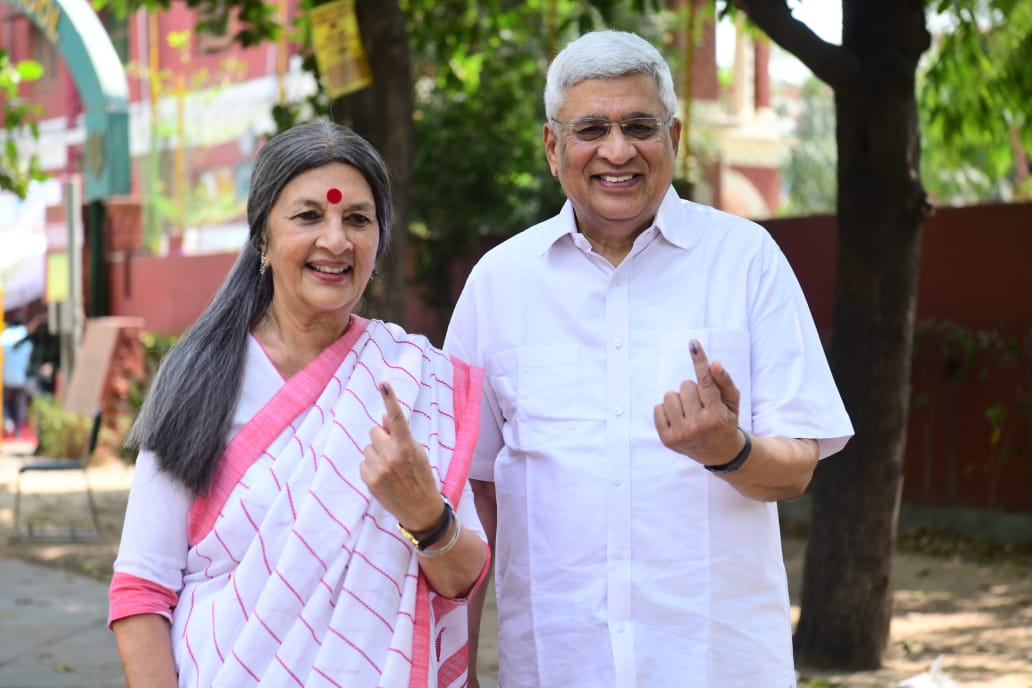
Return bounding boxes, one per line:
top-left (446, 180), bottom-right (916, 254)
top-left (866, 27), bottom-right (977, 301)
top-left (126, 122), bottom-right (393, 494)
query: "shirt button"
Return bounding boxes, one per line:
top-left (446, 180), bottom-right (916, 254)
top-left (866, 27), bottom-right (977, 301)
top-left (613, 337), bottom-right (623, 348)
top-left (613, 406), bottom-right (624, 416)
top-left (615, 550), bottom-right (625, 560)
top-left (613, 276), bottom-right (623, 286)
top-left (612, 475), bottom-right (622, 485)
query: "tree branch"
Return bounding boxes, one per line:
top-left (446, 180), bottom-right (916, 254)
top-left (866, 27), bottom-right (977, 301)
top-left (730, 0), bottom-right (858, 90)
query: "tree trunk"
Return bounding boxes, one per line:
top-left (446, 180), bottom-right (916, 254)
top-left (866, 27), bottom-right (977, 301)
top-left (794, 0), bottom-right (931, 670)
top-left (338, 0), bottom-right (412, 326)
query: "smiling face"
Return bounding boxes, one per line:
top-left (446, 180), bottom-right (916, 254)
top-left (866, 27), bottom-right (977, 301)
top-left (544, 73), bottom-right (681, 244)
top-left (262, 161), bottom-right (379, 331)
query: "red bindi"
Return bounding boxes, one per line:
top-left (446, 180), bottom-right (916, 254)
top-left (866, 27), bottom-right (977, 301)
top-left (326, 187), bottom-right (343, 204)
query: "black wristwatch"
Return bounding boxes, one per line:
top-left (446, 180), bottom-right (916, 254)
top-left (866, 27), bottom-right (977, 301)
top-left (396, 495), bottom-right (454, 551)
top-left (705, 428), bottom-right (752, 474)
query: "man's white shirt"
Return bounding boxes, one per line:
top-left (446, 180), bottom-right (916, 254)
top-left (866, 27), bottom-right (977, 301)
top-left (445, 187), bottom-right (853, 687)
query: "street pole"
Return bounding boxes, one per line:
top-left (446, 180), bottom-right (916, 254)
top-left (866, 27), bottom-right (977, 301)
top-left (64, 178), bottom-right (84, 382)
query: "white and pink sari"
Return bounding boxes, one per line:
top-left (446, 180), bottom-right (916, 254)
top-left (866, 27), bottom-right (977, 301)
top-left (111, 317), bottom-right (487, 687)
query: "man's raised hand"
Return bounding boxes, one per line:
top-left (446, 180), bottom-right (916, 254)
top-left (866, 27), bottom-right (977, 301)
top-left (653, 339), bottom-right (745, 466)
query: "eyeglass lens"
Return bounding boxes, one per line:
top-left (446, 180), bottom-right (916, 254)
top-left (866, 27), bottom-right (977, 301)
top-left (570, 118), bottom-right (666, 142)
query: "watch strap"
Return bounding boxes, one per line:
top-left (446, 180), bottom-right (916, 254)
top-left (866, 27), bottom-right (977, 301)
top-left (705, 428), bottom-right (752, 474)
top-left (397, 495), bottom-right (454, 551)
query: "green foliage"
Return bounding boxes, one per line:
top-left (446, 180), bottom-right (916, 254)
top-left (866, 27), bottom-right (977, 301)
top-left (403, 0), bottom-right (565, 315)
top-left (30, 396), bottom-right (94, 459)
top-left (140, 330), bottom-right (180, 373)
top-left (777, 77), bottom-right (837, 216)
top-left (29, 329), bottom-right (175, 463)
top-left (261, 0), bottom-right (334, 134)
top-left (110, 330), bottom-right (180, 462)
top-left (403, 0), bottom-right (668, 323)
top-left (127, 330), bottom-right (180, 412)
top-left (0, 49), bottom-right (47, 199)
top-left (920, 0), bottom-right (1032, 204)
top-left (96, 0), bottom-right (282, 47)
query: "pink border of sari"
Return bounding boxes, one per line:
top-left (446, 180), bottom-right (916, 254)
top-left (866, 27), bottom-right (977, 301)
top-left (187, 317), bottom-right (369, 545)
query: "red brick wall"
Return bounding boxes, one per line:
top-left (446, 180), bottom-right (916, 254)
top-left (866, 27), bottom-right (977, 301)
top-left (761, 203), bottom-right (1032, 329)
top-left (108, 252), bottom-right (235, 335)
top-left (762, 203), bottom-right (1032, 512)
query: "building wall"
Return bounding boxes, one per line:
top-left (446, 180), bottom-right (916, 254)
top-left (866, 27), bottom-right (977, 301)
top-left (107, 251), bottom-right (235, 335)
top-left (734, 165), bottom-right (780, 216)
top-left (761, 203), bottom-right (1032, 331)
top-left (763, 203), bottom-right (1032, 513)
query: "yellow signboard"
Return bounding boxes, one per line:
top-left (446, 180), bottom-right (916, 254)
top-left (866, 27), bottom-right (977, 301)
top-left (309, 0), bottom-right (372, 98)
top-left (46, 252), bottom-right (70, 302)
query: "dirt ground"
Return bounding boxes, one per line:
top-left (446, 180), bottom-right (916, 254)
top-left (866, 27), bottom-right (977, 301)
top-left (1, 444), bottom-right (1030, 688)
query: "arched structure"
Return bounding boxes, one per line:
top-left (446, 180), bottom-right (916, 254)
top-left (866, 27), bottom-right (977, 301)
top-left (2, 0), bottom-right (130, 201)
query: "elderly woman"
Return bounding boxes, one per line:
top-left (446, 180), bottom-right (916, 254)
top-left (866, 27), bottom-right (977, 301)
top-left (109, 122), bottom-right (488, 687)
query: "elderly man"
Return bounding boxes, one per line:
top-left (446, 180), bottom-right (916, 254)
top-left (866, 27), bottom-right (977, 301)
top-left (445, 29), bottom-right (853, 688)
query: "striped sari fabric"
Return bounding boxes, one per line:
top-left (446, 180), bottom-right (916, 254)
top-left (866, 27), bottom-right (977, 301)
top-left (175, 318), bottom-right (484, 687)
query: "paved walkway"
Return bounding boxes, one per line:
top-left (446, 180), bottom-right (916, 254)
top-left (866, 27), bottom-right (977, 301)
top-left (7, 435), bottom-right (1026, 687)
top-left (0, 438), bottom-right (501, 688)
top-left (0, 439), bottom-right (129, 688)
top-left (0, 557), bottom-right (122, 687)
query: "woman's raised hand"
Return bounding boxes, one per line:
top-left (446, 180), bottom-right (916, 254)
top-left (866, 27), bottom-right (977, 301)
top-left (361, 381), bottom-right (444, 531)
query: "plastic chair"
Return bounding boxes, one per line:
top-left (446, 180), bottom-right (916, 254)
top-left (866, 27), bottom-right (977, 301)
top-left (12, 412), bottom-right (103, 540)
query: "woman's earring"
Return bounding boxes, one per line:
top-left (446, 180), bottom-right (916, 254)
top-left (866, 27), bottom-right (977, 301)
top-left (370, 269), bottom-right (379, 281)
top-left (259, 252), bottom-right (268, 277)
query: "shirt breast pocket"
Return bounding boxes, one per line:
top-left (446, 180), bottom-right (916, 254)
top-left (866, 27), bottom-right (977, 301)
top-left (489, 345), bottom-right (583, 453)
top-left (655, 329), bottom-right (753, 428)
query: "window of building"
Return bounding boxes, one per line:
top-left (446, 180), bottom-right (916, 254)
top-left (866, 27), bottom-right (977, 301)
top-left (28, 24), bottom-right (59, 89)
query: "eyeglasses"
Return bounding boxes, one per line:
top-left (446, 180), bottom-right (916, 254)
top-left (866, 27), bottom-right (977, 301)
top-left (549, 116), bottom-right (673, 143)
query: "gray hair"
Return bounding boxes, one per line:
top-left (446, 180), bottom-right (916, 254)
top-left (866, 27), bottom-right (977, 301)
top-left (127, 122), bottom-right (393, 494)
top-left (544, 30), bottom-right (678, 122)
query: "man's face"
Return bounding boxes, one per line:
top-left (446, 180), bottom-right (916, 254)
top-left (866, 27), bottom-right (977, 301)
top-left (544, 73), bottom-right (681, 240)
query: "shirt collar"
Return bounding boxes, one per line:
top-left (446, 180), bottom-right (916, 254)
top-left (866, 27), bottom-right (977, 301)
top-left (651, 186), bottom-right (699, 250)
top-left (531, 201), bottom-right (580, 256)
top-left (535, 185), bottom-right (698, 256)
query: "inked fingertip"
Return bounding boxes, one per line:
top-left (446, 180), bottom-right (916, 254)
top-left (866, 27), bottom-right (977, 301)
top-left (689, 340), bottom-right (699, 356)
top-left (379, 382), bottom-right (390, 396)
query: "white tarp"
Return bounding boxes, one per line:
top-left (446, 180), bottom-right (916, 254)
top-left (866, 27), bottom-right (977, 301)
top-left (0, 180), bottom-right (59, 312)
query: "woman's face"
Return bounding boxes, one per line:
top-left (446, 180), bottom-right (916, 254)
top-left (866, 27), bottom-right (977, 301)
top-left (263, 161), bottom-right (380, 329)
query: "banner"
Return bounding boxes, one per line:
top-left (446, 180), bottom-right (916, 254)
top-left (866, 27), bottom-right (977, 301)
top-left (309, 0), bottom-right (372, 98)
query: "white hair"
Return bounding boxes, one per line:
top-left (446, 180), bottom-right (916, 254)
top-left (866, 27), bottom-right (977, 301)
top-left (544, 30), bottom-right (678, 121)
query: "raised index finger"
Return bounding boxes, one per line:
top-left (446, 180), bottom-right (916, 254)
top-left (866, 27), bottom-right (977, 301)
top-left (689, 339), bottom-right (721, 407)
top-left (378, 381), bottom-right (412, 440)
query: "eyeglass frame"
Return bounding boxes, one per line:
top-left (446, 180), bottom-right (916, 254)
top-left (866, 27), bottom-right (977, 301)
top-left (548, 114), bottom-right (675, 143)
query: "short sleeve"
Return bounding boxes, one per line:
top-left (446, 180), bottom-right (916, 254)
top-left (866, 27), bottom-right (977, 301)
top-left (748, 239), bottom-right (853, 458)
top-left (445, 275), bottom-right (505, 482)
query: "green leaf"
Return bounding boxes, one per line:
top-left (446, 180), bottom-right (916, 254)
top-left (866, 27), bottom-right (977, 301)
top-left (920, 0), bottom-right (1032, 203)
top-left (15, 59), bottom-right (44, 81)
